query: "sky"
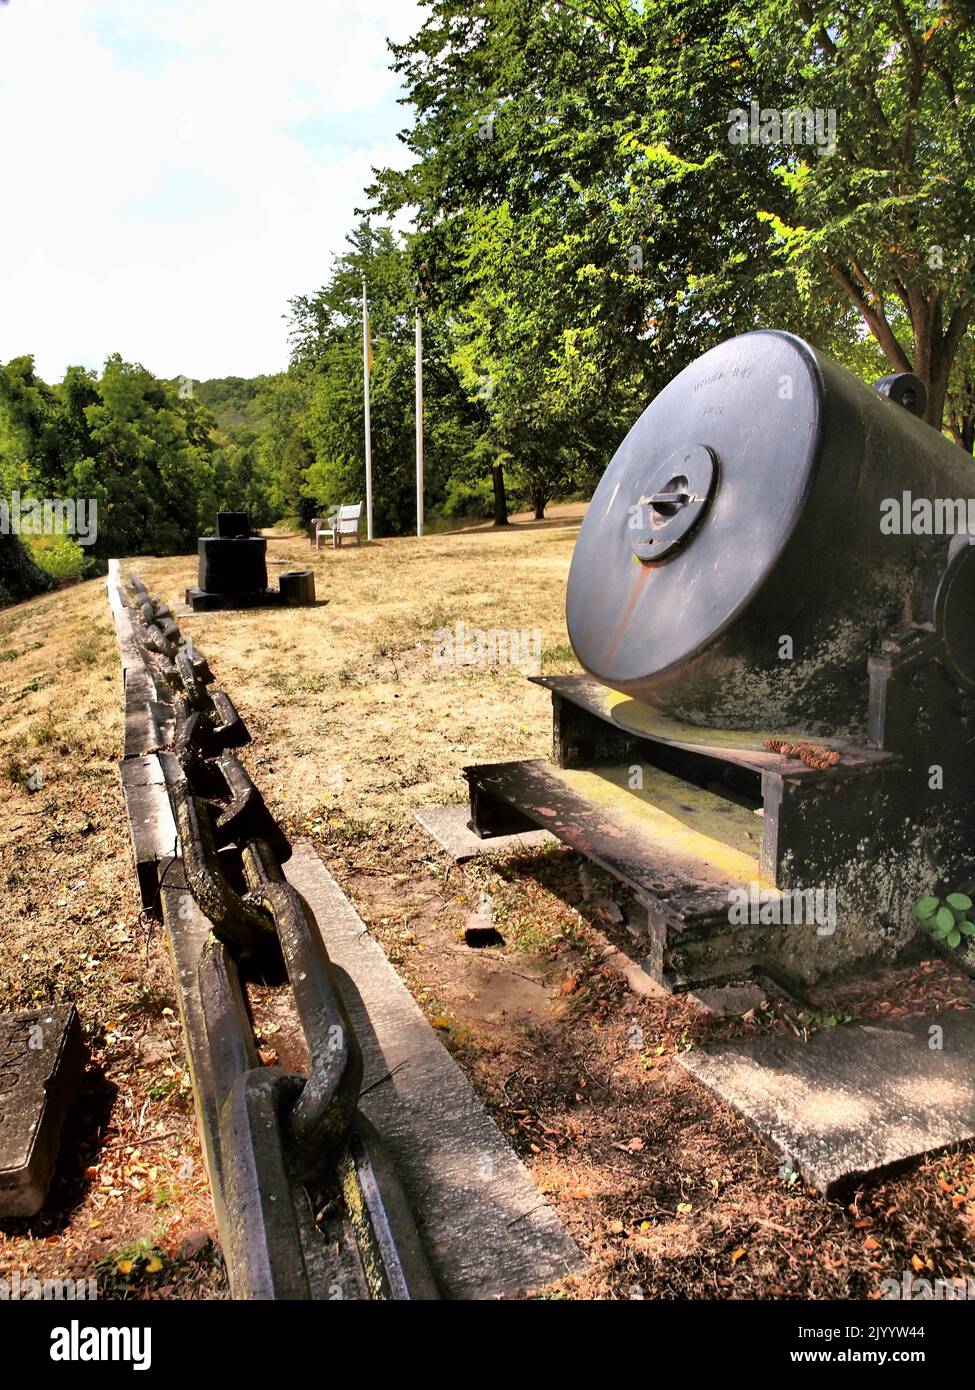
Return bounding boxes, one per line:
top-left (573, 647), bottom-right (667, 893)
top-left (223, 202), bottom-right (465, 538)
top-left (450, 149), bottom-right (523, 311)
top-left (0, 0), bottom-right (422, 383)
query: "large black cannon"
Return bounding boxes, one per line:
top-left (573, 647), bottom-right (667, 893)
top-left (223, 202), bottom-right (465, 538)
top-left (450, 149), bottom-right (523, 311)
top-left (567, 330), bottom-right (975, 735)
top-left (465, 331), bottom-right (975, 993)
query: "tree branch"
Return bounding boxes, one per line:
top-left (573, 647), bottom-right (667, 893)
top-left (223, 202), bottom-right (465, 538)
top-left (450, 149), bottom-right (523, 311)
top-left (941, 298), bottom-right (975, 367)
top-left (829, 263), bottom-right (912, 371)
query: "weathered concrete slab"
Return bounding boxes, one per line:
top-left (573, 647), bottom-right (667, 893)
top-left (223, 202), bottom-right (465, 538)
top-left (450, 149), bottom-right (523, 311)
top-left (122, 666), bottom-right (171, 758)
top-left (106, 562), bottom-right (144, 680)
top-left (415, 804), bottom-right (556, 863)
top-left (0, 1006), bottom-right (87, 1217)
top-left (284, 841), bottom-right (583, 1298)
top-left (680, 1011), bottom-right (975, 1197)
top-left (119, 755), bottom-right (178, 909)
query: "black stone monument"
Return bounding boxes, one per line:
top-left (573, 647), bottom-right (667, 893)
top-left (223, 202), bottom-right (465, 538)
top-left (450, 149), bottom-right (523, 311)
top-left (186, 513), bottom-right (315, 611)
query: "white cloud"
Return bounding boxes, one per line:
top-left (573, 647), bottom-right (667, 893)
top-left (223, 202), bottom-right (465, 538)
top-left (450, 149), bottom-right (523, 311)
top-left (0, 0), bottom-right (421, 381)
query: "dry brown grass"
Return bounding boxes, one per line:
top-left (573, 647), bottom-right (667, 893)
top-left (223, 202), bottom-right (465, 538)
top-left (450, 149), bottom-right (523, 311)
top-left (133, 505), bottom-right (586, 835)
top-left (2, 504), bottom-right (974, 1301)
top-left (0, 506), bottom-right (586, 1298)
top-left (0, 577), bottom-right (221, 1296)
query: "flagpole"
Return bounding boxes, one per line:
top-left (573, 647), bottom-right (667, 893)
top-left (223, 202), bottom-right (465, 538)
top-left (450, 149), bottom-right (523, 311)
top-left (415, 308), bottom-right (424, 538)
top-left (362, 276), bottom-right (373, 542)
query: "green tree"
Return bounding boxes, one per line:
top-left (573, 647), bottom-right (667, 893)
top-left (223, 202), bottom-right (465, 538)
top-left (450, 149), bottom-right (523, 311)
top-left (69, 356), bottom-right (208, 557)
top-left (0, 355), bottom-right (79, 495)
top-left (373, 0), bottom-right (796, 517)
top-left (0, 353), bottom-right (263, 568)
top-left (289, 220), bottom-right (477, 534)
top-left (746, 0), bottom-right (975, 430)
top-left (253, 371), bottom-right (315, 524)
top-left (375, 0), bottom-right (975, 469)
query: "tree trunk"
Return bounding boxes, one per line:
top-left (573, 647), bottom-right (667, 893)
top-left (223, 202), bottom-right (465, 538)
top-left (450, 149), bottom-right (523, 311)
top-left (948, 414), bottom-right (975, 455)
top-left (492, 462), bottom-right (509, 526)
top-left (831, 265), bottom-right (974, 434)
top-left (926, 352), bottom-right (951, 434)
top-left (529, 477), bottom-right (552, 520)
top-left (914, 295), bottom-right (952, 431)
top-left (902, 293), bottom-right (974, 433)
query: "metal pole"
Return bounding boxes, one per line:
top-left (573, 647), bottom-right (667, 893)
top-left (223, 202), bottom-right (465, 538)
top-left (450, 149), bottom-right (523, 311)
top-left (415, 309), bottom-right (424, 538)
top-left (362, 277), bottom-right (373, 542)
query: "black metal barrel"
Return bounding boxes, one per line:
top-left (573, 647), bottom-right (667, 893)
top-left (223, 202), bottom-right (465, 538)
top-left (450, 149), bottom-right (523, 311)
top-left (566, 330), bottom-right (975, 735)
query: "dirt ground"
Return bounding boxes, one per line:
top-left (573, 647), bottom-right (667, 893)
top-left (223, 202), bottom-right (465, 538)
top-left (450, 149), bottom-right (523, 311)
top-left (2, 503), bottom-right (974, 1299)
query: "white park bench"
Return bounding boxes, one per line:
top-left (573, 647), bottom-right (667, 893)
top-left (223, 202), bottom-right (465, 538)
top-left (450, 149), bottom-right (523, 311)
top-left (315, 503), bottom-right (363, 549)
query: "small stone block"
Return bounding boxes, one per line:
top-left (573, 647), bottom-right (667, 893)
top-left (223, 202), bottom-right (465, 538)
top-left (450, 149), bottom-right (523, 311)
top-left (279, 570), bottom-right (316, 606)
top-left (0, 1006), bottom-right (87, 1217)
top-left (464, 921), bottom-right (504, 948)
top-left (680, 1011), bottom-right (975, 1197)
top-left (414, 805), bottom-right (555, 863)
top-left (688, 981), bottom-right (771, 1017)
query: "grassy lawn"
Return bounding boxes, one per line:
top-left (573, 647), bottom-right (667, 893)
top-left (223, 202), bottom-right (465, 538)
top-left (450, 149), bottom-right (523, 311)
top-left (2, 506), bottom-right (974, 1299)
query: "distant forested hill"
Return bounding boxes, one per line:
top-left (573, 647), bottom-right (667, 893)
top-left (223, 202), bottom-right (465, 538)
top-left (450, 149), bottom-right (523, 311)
top-left (0, 356), bottom-right (287, 595)
top-left (193, 376), bottom-right (269, 433)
